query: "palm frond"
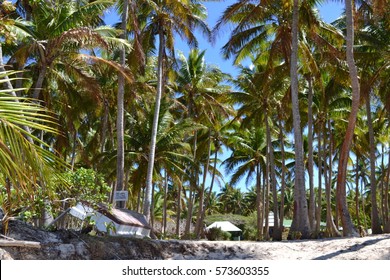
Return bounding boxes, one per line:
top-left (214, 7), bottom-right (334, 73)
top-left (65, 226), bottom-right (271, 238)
top-left (0, 73), bottom-right (68, 192)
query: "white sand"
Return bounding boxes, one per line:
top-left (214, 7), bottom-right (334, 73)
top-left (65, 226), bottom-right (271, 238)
top-left (163, 234), bottom-right (390, 260)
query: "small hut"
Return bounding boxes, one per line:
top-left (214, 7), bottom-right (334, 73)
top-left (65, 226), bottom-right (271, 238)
top-left (207, 221), bottom-right (242, 240)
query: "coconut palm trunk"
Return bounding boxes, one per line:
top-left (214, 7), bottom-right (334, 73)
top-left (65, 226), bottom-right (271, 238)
top-left (263, 168), bottom-right (270, 239)
top-left (176, 179), bottom-right (183, 237)
top-left (384, 151), bottom-right (390, 233)
top-left (326, 120), bottom-right (340, 237)
top-left (32, 66), bottom-right (47, 100)
top-left (100, 99), bottom-right (109, 153)
top-left (355, 157), bottom-right (361, 227)
top-left (289, 0), bottom-right (311, 239)
top-left (195, 130), bottom-right (211, 238)
top-left (380, 145), bottom-right (385, 226)
top-left (278, 118), bottom-right (286, 234)
top-left (185, 131), bottom-right (198, 237)
top-left (316, 119), bottom-right (323, 233)
top-left (163, 170), bottom-right (168, 236)
top-left (265, 111), bottom-right (281, 240)
top-left (114, 0), bottom-right (129, 208)
top-left (197, 140), bottom-right (219, 238)
top-left (143, 27), bottom-right (165, 222)
top-left (336, 0), bottom-right (360, 237)
top-left (256, 163), bottom-right (263, 240)
top-left (366, 94), bottom-right (382, 234)
top-left (307, 76), bottom-right (316, 231)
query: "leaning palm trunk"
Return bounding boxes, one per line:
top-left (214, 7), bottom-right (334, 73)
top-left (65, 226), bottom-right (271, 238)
top-left (143, 28), bottom-right (165, 222)
top-left (366, 94), bottom-right (382, 234)
top-left (336, 0), bottom-right (360, 237)
top-left (289, 0), bottom-right (311, 239)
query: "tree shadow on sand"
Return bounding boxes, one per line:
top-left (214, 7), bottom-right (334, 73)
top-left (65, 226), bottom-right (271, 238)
top-left (313, 236), bottom-right (390, 260)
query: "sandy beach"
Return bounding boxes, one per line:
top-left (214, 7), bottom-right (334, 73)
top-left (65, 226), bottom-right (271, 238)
top-left (161, 234), bottom-right (390, 260)
top-left (1, 220), bottom-right (389, 260)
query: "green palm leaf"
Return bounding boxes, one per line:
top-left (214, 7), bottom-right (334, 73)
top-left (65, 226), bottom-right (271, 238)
top-left (0, 72), bottom-right (68, 232)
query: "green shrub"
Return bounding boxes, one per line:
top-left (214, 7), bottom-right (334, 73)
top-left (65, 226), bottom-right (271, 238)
top-left (55, 168), bottom-right (111, 207)
top-left (205, 227), bottom-right (231, 241)
top-left (222, 230), bottom-right (232, 240)
top-left (241, 212), bottom-right (258, 240)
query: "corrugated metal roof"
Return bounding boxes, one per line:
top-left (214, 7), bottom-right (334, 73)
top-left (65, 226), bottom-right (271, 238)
top-left (97, 204), bottom-right (151, 229)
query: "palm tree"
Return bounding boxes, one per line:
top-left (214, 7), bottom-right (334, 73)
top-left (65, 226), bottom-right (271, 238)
top-left (354, 1), bottom-right (390, 234)
top-left (10, 0), bottom-right (120, 100)
top-left (9, 1), bottom-right (135, 210)
top-left (152, 188), bottom-right (175, 232)
top-left (172, 48), bottom-right (232, 237)
top-left (112, 0), bottom-right (150, 207)
top-left (217, 184), bottom-right (246, 215)
top-left (193, 121), bottom-right (229, 238)
top-left (288, 0), bottom-right (311, 239)
top-left (141, 0), bottom-right (210, 222)
top-left (223, 125), bottom-right (267, 239)
top-left (1, 1), bottom-right (71, 229)
top-left (126, 99), bottom-right (196, 224)
top-left (230, 63), bottom-right (288, 240)
top-left (364, 94), bottom-right (382, 234)
top-left (312, 54), bottom-right (352, 237)
top-left (335, 0), bottom-right (362, 237)
top-left (305, 76), bottom-right (316, 231)
top-left (205, 191), bottom-right (221, 215)
top-left (114, 0), bottom-right (129, 207)
top-left (8, 1), bottom-right (131, 165)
